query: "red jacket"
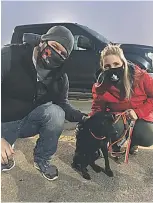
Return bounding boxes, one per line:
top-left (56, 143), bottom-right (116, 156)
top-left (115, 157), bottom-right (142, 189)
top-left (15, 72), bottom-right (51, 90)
top-left (89, 66), bottom-right (153, 122)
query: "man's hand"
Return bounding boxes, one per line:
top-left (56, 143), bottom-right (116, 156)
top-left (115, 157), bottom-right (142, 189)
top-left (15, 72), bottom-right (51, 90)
top-left (75, 114), bottom-right (90, 135)
top-left (1, 138), bottom-right (15, 165)
top-left (82, 114), bottom-right (90, 122)
top-left (125, 109), bottom-right (138, 120)
top-left (74, 122), bottom-right (83, 135)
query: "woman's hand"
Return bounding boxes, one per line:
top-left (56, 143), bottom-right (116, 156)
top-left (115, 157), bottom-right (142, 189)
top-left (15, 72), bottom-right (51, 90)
top-left (125, 109), bottom-right (138, 120)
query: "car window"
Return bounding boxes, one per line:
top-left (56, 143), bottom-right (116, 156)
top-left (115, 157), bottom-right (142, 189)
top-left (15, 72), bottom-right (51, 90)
top-left (73, 35), bottom-right (87, 51)
top-left (147, 52), bottom-right (153, 68)
top-left (149, 73), bottom-right (153, 78)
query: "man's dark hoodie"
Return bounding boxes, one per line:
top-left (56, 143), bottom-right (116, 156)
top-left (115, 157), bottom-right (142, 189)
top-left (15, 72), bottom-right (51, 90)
top-left (1, 26), bottom-right (85, 122)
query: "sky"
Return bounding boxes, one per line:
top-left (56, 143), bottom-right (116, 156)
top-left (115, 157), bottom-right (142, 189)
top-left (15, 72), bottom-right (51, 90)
top-left (1, 1), bottom-right (153, 46)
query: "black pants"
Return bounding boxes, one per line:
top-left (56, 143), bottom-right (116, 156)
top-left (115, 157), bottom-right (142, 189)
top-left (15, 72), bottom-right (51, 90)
top-left (114, 119), bottom-right (153, 147)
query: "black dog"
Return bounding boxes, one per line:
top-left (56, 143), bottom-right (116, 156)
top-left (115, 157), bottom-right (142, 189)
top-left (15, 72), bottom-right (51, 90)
top-left (72, 111), bottom-right (118, 180)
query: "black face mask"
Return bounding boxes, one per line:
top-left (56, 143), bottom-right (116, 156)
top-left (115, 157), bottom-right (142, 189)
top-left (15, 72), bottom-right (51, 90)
top-left (37, 45), bottom-right (66, 70)
top-left (104, 66), bottom-right (124, 83)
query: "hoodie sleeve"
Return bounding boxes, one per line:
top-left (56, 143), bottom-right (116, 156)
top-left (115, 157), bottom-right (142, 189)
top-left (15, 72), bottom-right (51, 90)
top-left (58, 74), bottom-right (85, 122)
top-left (134, 73), bottom-right (153, 119)
top-left (89, 83), bottom-right (107, 116)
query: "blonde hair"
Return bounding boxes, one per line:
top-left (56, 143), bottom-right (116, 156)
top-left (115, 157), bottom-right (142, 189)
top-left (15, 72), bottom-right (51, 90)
top-left (100, 43), bottom-right (132, 99)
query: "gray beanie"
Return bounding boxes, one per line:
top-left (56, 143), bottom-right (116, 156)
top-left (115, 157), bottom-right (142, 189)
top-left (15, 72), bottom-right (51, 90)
top-left (41, 26), bottom-right (74, 57)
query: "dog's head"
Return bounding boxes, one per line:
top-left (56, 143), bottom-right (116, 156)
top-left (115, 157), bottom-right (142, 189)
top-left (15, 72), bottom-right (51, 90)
top-left (84, 111), bottom-right (117, 140)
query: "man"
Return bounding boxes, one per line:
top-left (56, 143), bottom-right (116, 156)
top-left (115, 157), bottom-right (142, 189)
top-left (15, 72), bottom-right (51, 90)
top-left (1, 26), bottom-right (87, 180)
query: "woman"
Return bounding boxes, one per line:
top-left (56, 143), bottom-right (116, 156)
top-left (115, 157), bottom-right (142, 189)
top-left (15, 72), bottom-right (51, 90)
top-left (89, 44), bottom-right (153, 154)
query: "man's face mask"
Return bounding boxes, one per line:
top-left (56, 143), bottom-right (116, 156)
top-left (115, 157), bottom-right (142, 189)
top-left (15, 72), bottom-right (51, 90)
top-left (104, 66), bottom-right (124, 83)
top-left (37, 43), bottom-right (66, 70)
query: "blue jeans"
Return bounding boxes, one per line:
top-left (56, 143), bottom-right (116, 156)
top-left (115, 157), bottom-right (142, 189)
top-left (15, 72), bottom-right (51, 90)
top-left (1, 102), bottom-right (65, 161)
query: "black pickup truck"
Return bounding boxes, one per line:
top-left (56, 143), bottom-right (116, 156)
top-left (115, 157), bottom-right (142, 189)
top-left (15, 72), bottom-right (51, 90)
top-left (11, 22), bottom-right (153, 93)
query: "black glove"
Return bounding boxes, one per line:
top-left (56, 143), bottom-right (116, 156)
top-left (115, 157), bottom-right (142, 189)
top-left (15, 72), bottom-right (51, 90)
top-left (81, 113), bottom-right (90, 122)
top-left (75, 122), bottom-right (83, 133)
top-left (75, 114), bottom-right (90, 135)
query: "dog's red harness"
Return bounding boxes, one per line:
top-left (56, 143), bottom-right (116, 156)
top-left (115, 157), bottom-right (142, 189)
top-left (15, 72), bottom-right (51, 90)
top-left (89, 111), bottom-right (136, 163)
top-left (89, 129), bottom-right (106, 140)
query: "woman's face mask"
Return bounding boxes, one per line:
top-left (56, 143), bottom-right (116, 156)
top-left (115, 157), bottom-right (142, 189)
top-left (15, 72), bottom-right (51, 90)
top-left (104, 66), bottom-right (124, 83)
top-left (102, 54), bottom-right (124, 84)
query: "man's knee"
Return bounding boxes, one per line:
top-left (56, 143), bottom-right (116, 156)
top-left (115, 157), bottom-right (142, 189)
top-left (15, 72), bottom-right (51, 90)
top-left (42, 103), bottom-right (65, 130)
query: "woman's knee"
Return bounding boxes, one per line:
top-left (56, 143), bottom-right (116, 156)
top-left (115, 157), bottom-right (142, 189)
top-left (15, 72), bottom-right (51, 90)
top-left (132, 120), bottom-right (153, 147)
top-left (142, 140), bottom-right (153, 147)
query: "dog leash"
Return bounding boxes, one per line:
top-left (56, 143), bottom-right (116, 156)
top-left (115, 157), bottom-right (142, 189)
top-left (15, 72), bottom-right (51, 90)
top-left (124, 120), bottom-right (136, 163)
top-left (89, 111), bottom-right (136, 163)
top-left (108, 111), bottom-right (136, 163)
top-left (108, 111), bottom-right (130, 152)
top-left (89, 111), bottom-right (129, 141)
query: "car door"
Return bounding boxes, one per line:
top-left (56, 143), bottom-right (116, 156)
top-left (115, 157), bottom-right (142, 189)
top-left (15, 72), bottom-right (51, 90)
top-left (63, 35), bottom-right (100, 91)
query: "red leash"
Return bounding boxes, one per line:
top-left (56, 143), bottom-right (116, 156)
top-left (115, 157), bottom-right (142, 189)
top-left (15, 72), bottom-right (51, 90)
top-left (124, 120), bottom-right (136, 163)
top-left (106, 111), bottom-right (136, 163)
top-left (89, 129), bottom-right (106, 140)
top-left (108, 119), bottom-right (136, 163)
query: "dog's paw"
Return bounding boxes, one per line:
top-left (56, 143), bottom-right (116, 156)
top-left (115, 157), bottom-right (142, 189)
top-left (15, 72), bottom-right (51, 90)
top-left (71, 162), bottom-right (77, 168)
top-left (71, 162), bottom-right (81, 170)
top-left (82, 172), bottom-right (91, 180)
top-left (90, 164), bottom-right (102, 173)
top-left (71, 162), bottom-right (91, 180)
top-left (105, 169), bottom-right (114, 177)
top-left (71, 163), bottom-right (88, 172)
